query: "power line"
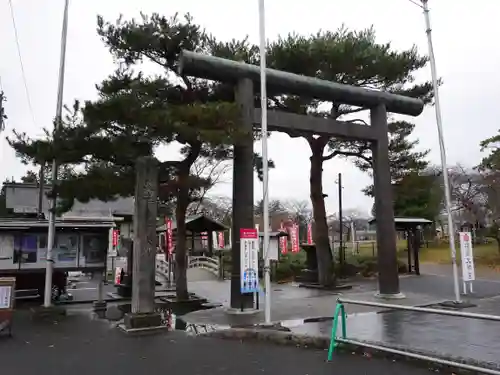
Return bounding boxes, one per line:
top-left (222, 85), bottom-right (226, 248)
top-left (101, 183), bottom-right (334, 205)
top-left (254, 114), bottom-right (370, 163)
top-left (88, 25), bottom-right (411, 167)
top-left (8, 0), bottom-right (36, 127)
top-left (0, 76), bottom-right (5, 132)
top-left (408, 0), bottom-right (424, 9)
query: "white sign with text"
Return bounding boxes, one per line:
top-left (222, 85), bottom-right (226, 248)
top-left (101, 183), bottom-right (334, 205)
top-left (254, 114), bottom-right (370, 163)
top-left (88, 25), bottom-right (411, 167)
top-left (240, 228), bottom-right (259, 294)
top-left (0, 285), bottom-right (12, 309)
top-left (459, 232), bottom-right (475, 282)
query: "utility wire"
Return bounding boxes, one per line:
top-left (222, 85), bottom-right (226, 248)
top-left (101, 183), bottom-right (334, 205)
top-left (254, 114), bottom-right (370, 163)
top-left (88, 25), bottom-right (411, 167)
top-left (8, 0), bottom-right (36, 127)
top-left (0, 76), bottom-right (5, 132)
top-left (408, 0), bottom-right (424, 8)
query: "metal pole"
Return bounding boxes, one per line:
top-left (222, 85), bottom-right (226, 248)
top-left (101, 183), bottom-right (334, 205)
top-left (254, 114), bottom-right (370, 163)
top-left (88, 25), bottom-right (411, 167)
top-left (43, 0), bottom-right (70, 308)
top-left (338, 173), bottom-right (344, 264)
top-left (338, 297), bottom-right (500, 321)
top-left (258, 0), bottom-right (271, 324)
top-left (421, 0), bottom-right (461, 303)
top-left (335, 338), bottom-right (500, 375)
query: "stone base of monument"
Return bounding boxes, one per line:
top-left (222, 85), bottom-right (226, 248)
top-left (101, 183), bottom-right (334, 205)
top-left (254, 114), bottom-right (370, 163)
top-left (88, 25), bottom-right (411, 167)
top-left (295, 269), bottom-right (319, 284)
top-left (159, 294), bottom-right (208, 314)
top-left (225, 307), bottom-right (260, 315)
top-left (375, 292), bottom-right (406, 300)
top-left (119, 312), bottom-right (166, 335)
top-left (30, 305), bottom-right (67, 321)
top-left (92, 301), bottom-right (107, 319)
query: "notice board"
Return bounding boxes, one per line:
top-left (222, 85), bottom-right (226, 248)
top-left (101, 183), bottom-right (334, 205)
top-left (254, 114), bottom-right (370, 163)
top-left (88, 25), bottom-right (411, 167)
top-left (0, 277), bottom-right (15, 337)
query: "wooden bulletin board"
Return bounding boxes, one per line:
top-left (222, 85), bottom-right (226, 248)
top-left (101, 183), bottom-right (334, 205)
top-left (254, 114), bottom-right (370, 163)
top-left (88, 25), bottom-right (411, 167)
top-left (0, 277), bottom-right (15, 337)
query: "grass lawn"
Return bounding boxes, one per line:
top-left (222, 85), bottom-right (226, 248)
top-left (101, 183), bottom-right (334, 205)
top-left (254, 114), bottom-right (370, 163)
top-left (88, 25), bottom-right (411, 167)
top-left (418, 241), bottom-right (500, 269)
top-left (346, 239), bottom-right (500, 271)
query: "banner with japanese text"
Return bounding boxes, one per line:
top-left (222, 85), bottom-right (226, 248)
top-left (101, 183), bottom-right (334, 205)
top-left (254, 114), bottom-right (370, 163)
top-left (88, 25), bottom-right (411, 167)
top-left (307, 222), bottom-right (313, 244)
top-left (290, 223), bottom-right (300, 253)
top-left (165, 218), bottom-right (173, 254)
top-left (279, 222), bottom-right (288, 254)
top-left (218, 231), bottom-right (225, 248)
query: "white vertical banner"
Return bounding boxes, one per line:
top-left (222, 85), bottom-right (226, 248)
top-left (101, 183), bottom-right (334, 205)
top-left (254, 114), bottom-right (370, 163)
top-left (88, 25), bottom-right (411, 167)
top-left (459, 231), bottom-right (475, 295)
top-left (459, 232), bottom-right (475, 282)
top-left (240, 228), bottom-right (259, 293)
top-left (212, 231), bottom-right (218, 249)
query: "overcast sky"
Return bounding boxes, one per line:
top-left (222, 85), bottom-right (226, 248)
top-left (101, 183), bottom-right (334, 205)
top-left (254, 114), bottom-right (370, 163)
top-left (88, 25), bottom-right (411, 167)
top-left (1, 0), bottom-right (499, 217)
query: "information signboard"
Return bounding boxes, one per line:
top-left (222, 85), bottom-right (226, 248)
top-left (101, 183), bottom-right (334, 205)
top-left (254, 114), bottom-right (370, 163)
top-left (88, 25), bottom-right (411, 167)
top-left (459, 232), bottom-right (475, 282)
top-left (0, 277), bottom-right (15, 337)
top-left (240, 228), bottom-right (259, 294)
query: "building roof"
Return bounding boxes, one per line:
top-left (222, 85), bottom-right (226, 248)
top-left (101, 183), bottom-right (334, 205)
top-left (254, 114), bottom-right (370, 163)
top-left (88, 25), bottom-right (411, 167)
top-left (368, 217), bottom-right (433, 230)
top-left (157, 214), bottom-right (227, 233)
top-left (3, 183), bottom-right (134, 217)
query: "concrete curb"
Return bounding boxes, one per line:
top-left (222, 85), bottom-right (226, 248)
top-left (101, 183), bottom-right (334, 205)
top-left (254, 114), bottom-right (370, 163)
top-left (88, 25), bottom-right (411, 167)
top-left (202, 328), bottom-right (500, 375)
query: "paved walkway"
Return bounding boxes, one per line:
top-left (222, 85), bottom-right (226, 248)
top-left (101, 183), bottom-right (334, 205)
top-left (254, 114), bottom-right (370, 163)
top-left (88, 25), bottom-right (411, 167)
top-left (0, 311), bottom-right (435, 375)
top-left (182, 273), bottom-right (500, 369)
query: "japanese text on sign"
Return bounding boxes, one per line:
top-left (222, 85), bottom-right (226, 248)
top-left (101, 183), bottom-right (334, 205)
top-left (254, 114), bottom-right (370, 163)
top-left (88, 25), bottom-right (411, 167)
top-left (290, 224), bottom-right (300, 252)
top-left (279, 222), bottom-right (288, 254)
top-left (459, 232), bottom-right (475, 282)
top-left (240, 228), bottom-right (259, 294)
top-left (166, 218), bottom-right (173, 254)
top-left (0, 285), bottom-right (12, 310)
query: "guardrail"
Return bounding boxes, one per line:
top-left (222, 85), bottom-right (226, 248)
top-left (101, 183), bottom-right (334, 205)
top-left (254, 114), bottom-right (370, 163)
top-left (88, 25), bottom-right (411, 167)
top-left (328, 298), bottom-right (500, 374)
top-left (188, 256), bottom-right (220, 276)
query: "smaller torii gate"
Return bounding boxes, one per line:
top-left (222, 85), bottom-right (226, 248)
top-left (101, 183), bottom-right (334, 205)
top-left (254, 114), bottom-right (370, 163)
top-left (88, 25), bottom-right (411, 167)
top-left (178, 50), bottom-right (424, 309)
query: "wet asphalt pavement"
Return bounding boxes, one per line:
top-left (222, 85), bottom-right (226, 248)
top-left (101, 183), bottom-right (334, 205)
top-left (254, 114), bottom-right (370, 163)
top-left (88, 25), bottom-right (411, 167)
top-left (29, 263), bottom-right (500, 372)
top-left (287, 308), bottom-right (500, 367)
top-left (0, 311), bottom-right (440, 375)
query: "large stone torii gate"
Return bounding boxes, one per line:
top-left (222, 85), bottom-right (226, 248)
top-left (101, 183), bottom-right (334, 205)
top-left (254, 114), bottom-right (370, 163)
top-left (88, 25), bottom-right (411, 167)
top-left (179, 50), bottom-right (424, 310)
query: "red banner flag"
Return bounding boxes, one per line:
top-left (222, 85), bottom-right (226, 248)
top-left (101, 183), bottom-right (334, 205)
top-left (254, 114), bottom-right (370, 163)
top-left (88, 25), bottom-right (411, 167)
top-left (112, 229), bottom-right (120, 247)
top-left (307, 222), bottom-right (313, 245)
top-left (166, 218), bottom-right (173, 254)
top-left (279, 222), bottom-right (288, 254)
top-left (290, 223), bottom-right (300, 253)
top-left (218, 231), bottom-right (225, 248)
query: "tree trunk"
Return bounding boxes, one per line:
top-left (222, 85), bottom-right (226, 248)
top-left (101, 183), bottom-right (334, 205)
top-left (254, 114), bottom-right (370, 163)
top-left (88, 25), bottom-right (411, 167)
top-left (496, 236), bottom-right (500, 255)
top-left (175, 174), bottom-right (190, 301)
top-left (309, 137), bottom-right (335, 286)
top-left (174, 142), bottom-right (202, 301)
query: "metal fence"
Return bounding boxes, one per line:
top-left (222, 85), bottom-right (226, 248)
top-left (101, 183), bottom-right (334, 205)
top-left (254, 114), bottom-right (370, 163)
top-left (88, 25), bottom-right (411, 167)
top-left (328, 298), bottom-right (500, 375)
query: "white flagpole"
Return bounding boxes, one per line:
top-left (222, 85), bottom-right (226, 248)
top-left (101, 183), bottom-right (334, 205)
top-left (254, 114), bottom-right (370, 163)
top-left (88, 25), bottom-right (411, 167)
top-left (258, 0), bottom-right (271, 324)
top-left (421, 0), bottom-right (461, 302)
top-left (43, 0), bottom-right (70, 307)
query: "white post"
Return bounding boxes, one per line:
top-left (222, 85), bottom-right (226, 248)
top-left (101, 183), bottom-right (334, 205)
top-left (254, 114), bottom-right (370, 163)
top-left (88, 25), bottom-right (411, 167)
top-left (421, 0), bottom-right (461, 303)
top-left (258, 0), bottom-right (271, 324)
top-left (43, 0), bottom-right (70, 308)
top-left (351, 221), bottom-right (356, 255)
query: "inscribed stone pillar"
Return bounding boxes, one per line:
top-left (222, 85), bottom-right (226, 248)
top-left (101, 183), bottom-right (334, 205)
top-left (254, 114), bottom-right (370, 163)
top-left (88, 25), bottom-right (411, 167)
top-left (370, 104), bottom-right (402, 297)
top-left (230, 78), bottom-right (255, 310)
top-left (131, 156), bottom-right (158, 314)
